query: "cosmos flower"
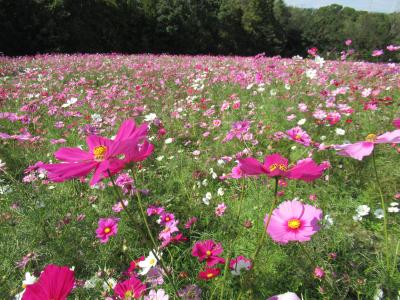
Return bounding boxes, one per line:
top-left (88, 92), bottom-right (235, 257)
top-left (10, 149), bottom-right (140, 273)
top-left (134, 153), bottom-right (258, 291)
top-left (138, 251), bottom-right (160, 275)
top-left (286, 126), bottom-right (312, 146)
top-left (334, 130), bottom-right (400, 160)
top-left (238, 153), bottom-right (327, 182)
top-left (314, 266), bottom-right (325, 279)
top-left (144, 289), bottom-right (169, 300)
top-left (96, 218), bottom-right (119, 243)
top-left (393, 119), bottom-right (400, 129)
top-left (22, 264), bottom-right (74, 300)
top-left (198, 268), bottom-right (221, 280)
top-left (192, 240), bottom-right (225, 267)
top-left (265, 200), bottom-right (322, 244)
top-left (266, 292), bottom-right (300, 300)
top-left (42, 119), bottom-right (152, 186)
top-left (114, 277), bottom-right (146, 299)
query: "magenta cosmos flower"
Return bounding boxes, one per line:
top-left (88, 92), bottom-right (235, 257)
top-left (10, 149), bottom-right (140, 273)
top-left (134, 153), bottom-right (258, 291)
top-left (286, 126), bottom-right (312, 146)
top-left (42, 119), bottom-right (153, 186)
top-left (393, 119), bottom-right (400, 129)
top-left (334, 130), bottom-right (400, 160)
top-left (114, 276), bottom-right (146, 299)
top-left (96, 217), bottom-right (119, 243)
top-left (192, 240), bottom-right (225, 267)
top-left (265, 200), bottom-right (322, 244)
top-left (22, 264), bottom-right (74, 300)
top-left (238, 153), bottom-right (327, 182)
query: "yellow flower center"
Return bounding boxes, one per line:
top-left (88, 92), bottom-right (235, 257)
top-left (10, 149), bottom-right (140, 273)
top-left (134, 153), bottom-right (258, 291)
top-left (206, 250), bottom-right (212, 256)
top-left (104, 227), bottom-right (111, 234)
top-left (270, 163), bottom-right (287, 172)
top-left (22, 284), bottom-right (26, 289)
top-left (295, 134), bottom-right (301, 140)
top-left (165, 217), bottom-right (170, 222)
top-left (365, 134), bottom-right (377, 142)
top-left (278, 164), bottom-right (287, 171)
top-left (149, 258), bottom-right (156, 265)
top-left (124, 290), bottom-right (133, 299)
top-left (287, 219), bottom-right (301, 229)
top-left (207, 273), bottom-right (214, 278)
top-left (93, 145), bottom-right (107, 161)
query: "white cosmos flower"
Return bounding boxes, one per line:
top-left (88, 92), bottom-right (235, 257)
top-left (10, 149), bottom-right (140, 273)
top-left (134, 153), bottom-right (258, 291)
top-left (335, 128), bottom-right (346, 135)
top-left (217, 188), bottom-right (224, 196)
top-left (144, 113), bottom-right (157, 122)
top-left (388, 206), bottom-right (399, 213)
top-left (164, 138), bottom-right (173, 144)
top-left (297, 118), bottom-right (306, 126)
top-left (139, 251), bottom-right (161, 275)
top-left (202, 192), bottom-right (212, 205)
top-left (306, 69), bottom-right (317, 79)
top-left (356, 205), bottom-right (370, 216)
top-left (374, 209), bottom-right (384, 219)
top-left (61, 97), bottom-right (78, 108)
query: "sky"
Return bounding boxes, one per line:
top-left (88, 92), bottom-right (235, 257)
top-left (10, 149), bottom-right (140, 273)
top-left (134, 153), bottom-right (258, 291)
top-left (284, 0), bottom-right (400, 13)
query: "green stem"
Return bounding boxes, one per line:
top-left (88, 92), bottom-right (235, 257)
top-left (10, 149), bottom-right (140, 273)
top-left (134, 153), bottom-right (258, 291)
top-left (132, 172), bottom-right (180, 296)
top-left (252, 177), bottom-right (279, 263)
top-left (219, 179), bottom-right (246, 300)
top-left (372, 150), bottom-right (390, 271)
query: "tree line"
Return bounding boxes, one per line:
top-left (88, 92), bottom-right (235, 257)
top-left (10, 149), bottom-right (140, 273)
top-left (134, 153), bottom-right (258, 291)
top-left (1, 0), bottom-right (399, 61)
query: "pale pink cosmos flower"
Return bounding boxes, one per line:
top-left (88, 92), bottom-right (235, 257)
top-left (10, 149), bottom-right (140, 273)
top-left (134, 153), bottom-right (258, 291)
top-left (265, 200), bottom-right (322, 244)
top-left (334, 130), bottom-right (400, 160)
top-left (96, 217), bottom-right (119, 243)
top-left (229, 256), bottom-right (252, 276)
top-left (215, 203), bottom-right (227, 217)
top-left (159, 220), bottom-right (179, 240)
top-left (345, 39), bottom-right (352, 46)
top-left (372, 49), bottom-right (384, 56)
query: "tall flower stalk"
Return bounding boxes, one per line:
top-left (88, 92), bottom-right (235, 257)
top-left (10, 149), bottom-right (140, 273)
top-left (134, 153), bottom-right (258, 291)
top-left (372, 150), bottom-right (390, 272)
top-left (252, 177), bottom-right (279, 263)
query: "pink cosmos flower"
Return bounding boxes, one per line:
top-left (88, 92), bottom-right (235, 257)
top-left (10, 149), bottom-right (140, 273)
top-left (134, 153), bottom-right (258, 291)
top-left (387, 45), bottom-right (400, 51)
top-left (314, 266), bottom-right (325, 279)
top-left (223, 120), bottom-right (250, 142)
top-left (42, 120), bottom-right (152, 186)
top-left (215, 203), bottom-right (227, 217)
top-left (334, 130), bottom-right (400, 160)
top-left (159, 220), bottom-right (179, 240)
top-left (192, 240), bottom-right (225, 267)
top-left (114, 277), bottom-right (146, 299)
top-left (96, 217), bottom-right (119, 243)
top-left (265, 200), bottom-right (322, 244)
top-left (286, 126), bottom-right (312, 146)
top-left (307, 47), bottom-right (318, 56)
top-left (372, 49), bottom-right (384, 57)
top-left (238, 153), bottom-right (327, 182)
top-left (22, 264), bottom-right (74, 300)
top-left (184, 216), bottom-right (197, 229)
top-left (345, 39), bottom-right (352, 46)
top-left (393, 119), bottom-right (400, 129)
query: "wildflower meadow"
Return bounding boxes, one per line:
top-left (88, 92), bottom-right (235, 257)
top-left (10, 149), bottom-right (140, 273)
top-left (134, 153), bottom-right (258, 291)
top-left (0, 49), bottom-right (400, 299)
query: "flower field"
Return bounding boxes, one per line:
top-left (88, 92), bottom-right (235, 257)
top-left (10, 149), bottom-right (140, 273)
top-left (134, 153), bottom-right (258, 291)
top-left (0, 53), bottom-right (399, 299)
